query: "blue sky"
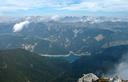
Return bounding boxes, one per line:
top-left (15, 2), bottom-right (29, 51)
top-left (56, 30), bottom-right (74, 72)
top-left (0, 0), bottom-right (128, 16)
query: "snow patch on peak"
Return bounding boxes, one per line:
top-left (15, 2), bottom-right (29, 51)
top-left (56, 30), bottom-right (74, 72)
top-left (21, 43), bottom-right (37, 52)
top-left (73, 29), bottom-right (80, 38)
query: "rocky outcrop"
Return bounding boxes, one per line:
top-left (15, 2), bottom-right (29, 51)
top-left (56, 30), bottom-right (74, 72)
top-left (77, 73), bottom-right (128, 82)
top-left (111, 76), bottom-right (122, 82)
top-left (77, 73), bottom-right (99, 82)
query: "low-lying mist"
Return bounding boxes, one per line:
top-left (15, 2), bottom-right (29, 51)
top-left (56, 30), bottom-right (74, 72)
top-left (111, 53), bottom-right (128, 79)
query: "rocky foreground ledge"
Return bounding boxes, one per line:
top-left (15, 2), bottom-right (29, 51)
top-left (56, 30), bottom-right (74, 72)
top-left (78, 73), bottom-right (128, 82)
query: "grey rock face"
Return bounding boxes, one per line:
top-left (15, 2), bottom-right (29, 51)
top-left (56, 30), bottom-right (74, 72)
top-left (78, 73), bottom-right (99, 82)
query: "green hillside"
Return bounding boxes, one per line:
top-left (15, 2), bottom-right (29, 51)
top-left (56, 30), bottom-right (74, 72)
top-left (0, 49), bottom-right (70, 82)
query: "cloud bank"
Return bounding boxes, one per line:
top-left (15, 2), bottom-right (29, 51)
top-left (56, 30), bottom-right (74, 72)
top-left (113, 53), bottom-right (128, 80)
top-left (116, 62), bottom-right (128, 79)
top-left (13, 21), bottom-right (30, 32)
top-left (51, 15), bottom-right (60, 21)
top-left (0, 0), bottom-right (128, 16)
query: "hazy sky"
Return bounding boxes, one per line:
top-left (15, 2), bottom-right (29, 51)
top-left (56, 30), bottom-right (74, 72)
top-left (0, 0), bottom-right (128, 16)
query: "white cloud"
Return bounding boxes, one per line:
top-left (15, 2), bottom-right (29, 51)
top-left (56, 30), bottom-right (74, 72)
top-left (0, 0), bottom-right (74, 11)
top-left (113, 53), bottom-right (128, 80)
top-left (60, 0), bottom-right (128, 12)
top-left (0, 0), bottom-right (128, 14)
top-left (116, 62), bottom-right (128, 80)
top-left (13, 20), bottom-right (30, 32)
top-left (61, 2), bottom-right (98, 11)
top-left (51, 15), bottom-right (60, 21)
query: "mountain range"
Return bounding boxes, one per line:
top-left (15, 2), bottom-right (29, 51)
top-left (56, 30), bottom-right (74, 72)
top-left (1, 16), bottom-right (128, 82)
top-left (1, 16), bottom-right (128, 56)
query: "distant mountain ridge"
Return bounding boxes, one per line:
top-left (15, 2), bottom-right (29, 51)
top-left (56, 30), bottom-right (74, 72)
top-left (1, 16), bottom-right (128, 56)
top-left (1, 16), bottom-right (128, 23)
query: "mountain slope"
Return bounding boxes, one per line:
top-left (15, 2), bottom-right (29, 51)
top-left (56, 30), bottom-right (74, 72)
top-left (0, 49), bottom-right (70, 82)
top-left (54, 45), bottom-right (128, 82)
